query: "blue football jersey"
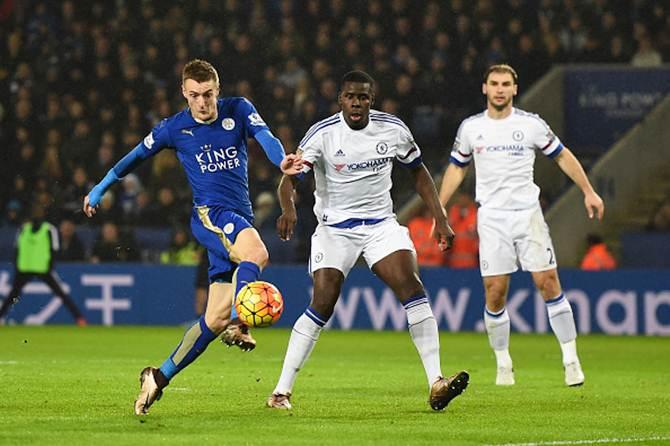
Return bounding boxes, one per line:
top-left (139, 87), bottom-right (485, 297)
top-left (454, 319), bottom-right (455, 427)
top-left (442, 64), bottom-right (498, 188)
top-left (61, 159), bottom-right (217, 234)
top-left (140, 97), bottom-right (268, 221)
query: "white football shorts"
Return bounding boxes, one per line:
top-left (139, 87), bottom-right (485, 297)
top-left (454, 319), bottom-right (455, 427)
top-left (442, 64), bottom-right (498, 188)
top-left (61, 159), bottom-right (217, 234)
top-left (477, 204), bottom-right (557, 276)
top-left (309, 218), bottom-right (416, 277)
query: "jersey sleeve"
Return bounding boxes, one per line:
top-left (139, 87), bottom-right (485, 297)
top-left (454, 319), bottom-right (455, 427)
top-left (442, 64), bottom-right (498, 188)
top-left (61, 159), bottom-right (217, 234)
top-left (395, 125), bottom-right (422, 168)
top-left (237, 98), bottom-right (269, 138)
top-left (531, 115), bottom-right (564, 159)
top-left (297, 123), bottom-right (324, 174)
top-left (449, 120), bottom-right (473, 166)
top-left (141, 118), bottom-right (173, 156)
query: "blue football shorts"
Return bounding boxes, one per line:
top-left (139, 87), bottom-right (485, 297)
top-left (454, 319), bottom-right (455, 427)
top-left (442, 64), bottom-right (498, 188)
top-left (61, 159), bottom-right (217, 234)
top-left (190, 205), bottom-right (253, 283)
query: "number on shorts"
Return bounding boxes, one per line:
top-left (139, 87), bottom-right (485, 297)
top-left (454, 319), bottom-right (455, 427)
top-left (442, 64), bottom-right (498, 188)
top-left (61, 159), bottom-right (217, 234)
top-left (547, 248), bottom-right (555, 265)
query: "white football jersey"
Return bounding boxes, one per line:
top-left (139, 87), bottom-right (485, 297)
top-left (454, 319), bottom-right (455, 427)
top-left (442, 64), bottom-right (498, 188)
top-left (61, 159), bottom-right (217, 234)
top-left (450, 108), bottom-right (563, 210)
top-left (298, 110), bottom-right (422, 225)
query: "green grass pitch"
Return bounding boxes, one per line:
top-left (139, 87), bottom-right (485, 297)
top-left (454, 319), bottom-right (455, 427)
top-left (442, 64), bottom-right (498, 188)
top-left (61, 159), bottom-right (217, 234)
top-left (1, 326), bottom-right (669, 446)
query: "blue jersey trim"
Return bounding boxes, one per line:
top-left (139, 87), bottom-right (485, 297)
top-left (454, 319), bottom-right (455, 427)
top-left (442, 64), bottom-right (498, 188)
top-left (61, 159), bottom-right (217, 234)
top-left (449, 156), bottom-right (470, 167)
top-left (547, 143), bottom-right (564, 159)
top-left (399, 156), bottom-right (423, 169)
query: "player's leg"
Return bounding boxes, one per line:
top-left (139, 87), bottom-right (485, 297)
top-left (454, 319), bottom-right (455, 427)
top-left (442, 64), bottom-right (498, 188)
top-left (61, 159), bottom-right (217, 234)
top-left (477, 207), bottom-right (518, 385)
top-left (0, 272), bottom-right (31, 319)
top-left (482, 275), bottom-right (514, 385)
top-left (269, 225), bottom-right (359, 409)
top-left (190, 207), bottom-right (260, 349)
top-left (41, 272), bottom-right (87, 326)
top-left (531, 269), bottom-right (584, 386)
top-left (134, 280), bottom-right (233, 415)
top-left (367, 221), bottom-right (468, 410)
top-left (268, 268), bottom-right (344, 409)
top-left (519, 205), bottom-right (583, 386)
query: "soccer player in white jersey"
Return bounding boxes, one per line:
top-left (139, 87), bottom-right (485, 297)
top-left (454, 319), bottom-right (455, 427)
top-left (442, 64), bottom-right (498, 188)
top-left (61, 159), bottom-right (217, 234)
top-left (267, 71), bottom-right (469, 411)
top-left (439, 64), bottom-right (604, 387)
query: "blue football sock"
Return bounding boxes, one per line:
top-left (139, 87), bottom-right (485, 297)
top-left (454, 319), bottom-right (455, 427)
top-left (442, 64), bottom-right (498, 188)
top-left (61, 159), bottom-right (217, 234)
top-left (159, 316), bottom-right (217, 381)
top-left (231, 261), bottom-right (261, 320)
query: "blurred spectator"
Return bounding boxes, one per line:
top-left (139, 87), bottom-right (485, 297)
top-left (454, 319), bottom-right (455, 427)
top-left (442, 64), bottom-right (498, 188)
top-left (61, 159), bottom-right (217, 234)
top-left (446, 192), bottom-right (479, 269)
top-left (61, 166), bottom-right (93, 221)
top-left (580, 234), bottom-right (617, 271)
top-left (118, 174), bottom-right (143, 223)
top-left (3, 200), bottom-right (23, 226)
top-left (56, 218), bottom-right (86, 262)
top-left (407, 204), bottom-right (447, 266)
top-left (631, 31), bottom-right (663, 67)
top-left (91, 222), bottom-right (140, 262)
top-left (160, 227), bottom-right (200, 265)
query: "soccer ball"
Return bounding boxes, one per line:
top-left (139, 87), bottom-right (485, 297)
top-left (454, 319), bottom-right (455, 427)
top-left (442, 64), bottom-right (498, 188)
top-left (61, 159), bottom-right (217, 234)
top-left (235, 281), bottom-right (284, 328)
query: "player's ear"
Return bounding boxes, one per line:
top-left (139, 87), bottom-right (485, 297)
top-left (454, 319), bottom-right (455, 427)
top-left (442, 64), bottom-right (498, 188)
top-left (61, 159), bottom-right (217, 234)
top-left (481, 83), bottom-right (487, 96)
top-left (181, 83), bottom-right (188, 100)
top-left (513, 84), bottom-right (518, 96)
top-left (337, 91), bottom-right (342, 107)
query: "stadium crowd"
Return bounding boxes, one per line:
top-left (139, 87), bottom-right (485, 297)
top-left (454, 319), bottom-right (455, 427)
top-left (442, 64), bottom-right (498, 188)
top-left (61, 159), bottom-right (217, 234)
top-left (0, 0), bottom-right (668, 263)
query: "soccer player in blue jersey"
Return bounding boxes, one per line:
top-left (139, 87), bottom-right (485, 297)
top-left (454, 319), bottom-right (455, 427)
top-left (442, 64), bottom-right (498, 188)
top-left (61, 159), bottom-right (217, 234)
top-left (82, 59), bottom-right (302, 415)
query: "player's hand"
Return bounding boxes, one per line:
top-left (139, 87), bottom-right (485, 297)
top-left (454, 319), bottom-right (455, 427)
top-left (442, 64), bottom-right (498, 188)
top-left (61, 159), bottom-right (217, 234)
top-left (432, 209), bottom-right (455, 251)
top-left (584, 190), bottom-right (604, 220)
top-left (280, 153), bottom-right (304, 176)
top-left (277, 208), bottom-right (297, 241)
top-left (83, 194), bottom-right (98, 218)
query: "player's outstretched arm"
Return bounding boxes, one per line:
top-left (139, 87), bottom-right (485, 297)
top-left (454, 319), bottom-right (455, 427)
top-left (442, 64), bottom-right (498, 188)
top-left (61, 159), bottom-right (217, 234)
top-left (554, 147), bottom-right (605, 220)
top-left (255, 129), bottom-right (303, 175)
top-left (83, 144), bottom-right (150, 218)
top-left (276, 175), bottom-right (299, 241)
top-left (411, 163), bottom-right (455, 251)
top-left (438, 163), bottom-right (468, 208)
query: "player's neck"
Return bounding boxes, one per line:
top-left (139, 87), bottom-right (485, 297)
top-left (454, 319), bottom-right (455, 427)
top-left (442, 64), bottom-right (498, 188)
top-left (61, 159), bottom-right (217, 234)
top-left (192, 111), bottom-right (218, 124)
top-left (487, 104), bottom-right (513, 120)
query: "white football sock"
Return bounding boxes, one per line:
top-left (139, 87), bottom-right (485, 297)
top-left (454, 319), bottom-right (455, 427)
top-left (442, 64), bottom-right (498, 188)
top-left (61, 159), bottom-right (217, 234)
top-left (273, 311), bottom-right (324, 395)
top-left (546, 294), bottom-right (579, 365)
top-left (484, 307), bottom-right (513, 368)
top-left (405, 297), bottom-right (442, 387)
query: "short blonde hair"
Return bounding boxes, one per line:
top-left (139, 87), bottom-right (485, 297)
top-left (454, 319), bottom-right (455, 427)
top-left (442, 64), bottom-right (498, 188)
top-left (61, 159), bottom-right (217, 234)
top-left (182, 59), bottom-right (219, 86)
top-left (483, 64), bottom-right (518, 84)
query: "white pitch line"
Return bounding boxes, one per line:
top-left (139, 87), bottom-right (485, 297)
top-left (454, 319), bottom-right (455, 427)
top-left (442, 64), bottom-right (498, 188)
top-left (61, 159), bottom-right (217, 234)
top-left (487, 436), bottom-right (670, 446)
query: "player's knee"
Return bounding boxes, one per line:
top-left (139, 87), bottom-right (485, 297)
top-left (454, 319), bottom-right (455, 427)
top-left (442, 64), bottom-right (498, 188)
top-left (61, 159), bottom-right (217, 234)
top-left (484, 285), bottom-right (507, 310)
top-left (534, 271), bottom-right (560, 297)
top-left (242, 245), bottom-right (269, 268)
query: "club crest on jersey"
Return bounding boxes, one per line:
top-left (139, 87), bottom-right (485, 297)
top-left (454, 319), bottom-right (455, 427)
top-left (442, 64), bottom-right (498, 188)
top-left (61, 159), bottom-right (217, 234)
top-left (376, 142), bottom-right (389, 155)
top-left (248, 113), bottom-right (266, 126)
top-left (143, 132), bottom-right (155, 149)
top-left (512, 130), bottom-right (524, 141)
top-left (222, 118), bottom-right (235, 130)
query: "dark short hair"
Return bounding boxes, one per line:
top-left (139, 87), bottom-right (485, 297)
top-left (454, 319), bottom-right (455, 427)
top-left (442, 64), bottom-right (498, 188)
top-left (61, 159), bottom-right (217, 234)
top-left (341, 70), bottom-right (375, 89)
top-left (483, 64), bottom-right (518, 84)
top-left (182, 59), bottom-right (219, 86)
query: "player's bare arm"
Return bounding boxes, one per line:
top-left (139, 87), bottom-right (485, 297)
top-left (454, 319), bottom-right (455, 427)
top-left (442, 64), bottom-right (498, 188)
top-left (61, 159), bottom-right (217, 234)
top-left (554, 147), bottom-right (605, 220)
top-left (412, 163), bottom-right (455, 251)
top-left (276, 174), bottom-right (298, 241)
top-left (438, 163), bottom-right (469, 207)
